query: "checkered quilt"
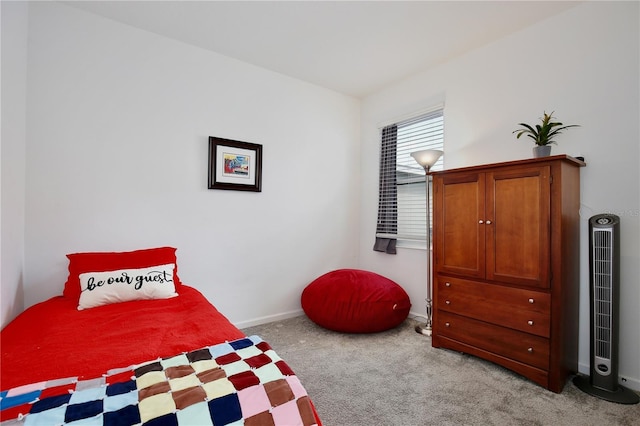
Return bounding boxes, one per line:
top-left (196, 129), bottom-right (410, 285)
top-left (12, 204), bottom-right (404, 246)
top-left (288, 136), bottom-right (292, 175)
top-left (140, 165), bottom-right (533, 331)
top-left (0, 336), bottom-right (318, 425)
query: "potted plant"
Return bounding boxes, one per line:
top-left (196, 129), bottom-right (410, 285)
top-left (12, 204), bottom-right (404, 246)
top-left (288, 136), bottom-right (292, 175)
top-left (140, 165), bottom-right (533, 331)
top-left (513, 111), bottom-right (580, 157)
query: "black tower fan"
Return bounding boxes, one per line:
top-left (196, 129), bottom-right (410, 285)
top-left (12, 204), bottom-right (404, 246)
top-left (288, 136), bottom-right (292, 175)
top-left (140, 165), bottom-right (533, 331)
top-left (573, 214), bottom-right (639, 404)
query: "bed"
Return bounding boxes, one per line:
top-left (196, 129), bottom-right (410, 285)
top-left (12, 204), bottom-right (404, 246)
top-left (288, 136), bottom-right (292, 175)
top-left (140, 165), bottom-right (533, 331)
top-left (0, 247), bottom-right (321, 425)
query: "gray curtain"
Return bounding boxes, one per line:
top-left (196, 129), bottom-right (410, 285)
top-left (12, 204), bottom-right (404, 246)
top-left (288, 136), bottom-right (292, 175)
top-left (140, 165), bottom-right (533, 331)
top-left (373, 125), bottom-right (398, 254)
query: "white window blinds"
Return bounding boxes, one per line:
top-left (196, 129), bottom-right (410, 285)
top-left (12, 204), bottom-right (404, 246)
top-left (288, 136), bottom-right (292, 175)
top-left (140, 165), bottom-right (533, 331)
top-left (374, 108), bottom-right (444, 251)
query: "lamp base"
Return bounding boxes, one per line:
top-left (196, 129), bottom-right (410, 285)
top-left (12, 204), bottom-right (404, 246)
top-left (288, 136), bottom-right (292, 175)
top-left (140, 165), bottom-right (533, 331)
top-left (415, 323), bottom-right (432, 336)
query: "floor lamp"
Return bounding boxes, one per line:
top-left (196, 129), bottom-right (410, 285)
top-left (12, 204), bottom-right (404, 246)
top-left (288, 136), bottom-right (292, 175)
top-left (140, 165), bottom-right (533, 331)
top-left (410, 149), bottom-right (443, 336)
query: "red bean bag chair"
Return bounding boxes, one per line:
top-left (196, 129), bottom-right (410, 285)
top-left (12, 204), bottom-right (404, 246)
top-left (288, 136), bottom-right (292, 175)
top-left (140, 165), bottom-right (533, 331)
top-left (301, 269), bottom-right (411, 333)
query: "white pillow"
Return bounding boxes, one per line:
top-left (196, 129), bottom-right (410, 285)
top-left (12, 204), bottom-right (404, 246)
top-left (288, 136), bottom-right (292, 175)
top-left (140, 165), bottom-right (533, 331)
top-left (78, 263), bottom-right (178, 310)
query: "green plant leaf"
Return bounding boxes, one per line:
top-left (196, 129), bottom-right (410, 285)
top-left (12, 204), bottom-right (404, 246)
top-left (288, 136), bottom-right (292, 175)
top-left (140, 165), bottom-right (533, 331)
top-left (513, 111), bottom-right (579, 146)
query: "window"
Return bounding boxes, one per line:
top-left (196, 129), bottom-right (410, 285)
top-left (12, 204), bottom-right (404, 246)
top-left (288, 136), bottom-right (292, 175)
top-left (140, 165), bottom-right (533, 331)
top-left (374, 108), bottom-right (444, 253)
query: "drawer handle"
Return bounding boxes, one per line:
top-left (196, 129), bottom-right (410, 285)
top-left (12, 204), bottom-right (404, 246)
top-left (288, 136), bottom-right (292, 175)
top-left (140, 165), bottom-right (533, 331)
top-left (445, 282), bottom-right (451, 287)
top-left (528, 320), bottom-right (534, 326)
top-left (445, 322), bottom-right (450, 327)
top-left (445, 300), bottom-right (451, 305)
top-left (527, 347), bottom-right (533, 353)
top-left (528, 298), bottom-right (534, 304)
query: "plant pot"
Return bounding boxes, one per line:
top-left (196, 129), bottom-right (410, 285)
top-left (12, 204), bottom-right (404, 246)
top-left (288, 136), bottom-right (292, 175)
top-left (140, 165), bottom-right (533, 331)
top-left (533, 145), bottom-right (552, 158)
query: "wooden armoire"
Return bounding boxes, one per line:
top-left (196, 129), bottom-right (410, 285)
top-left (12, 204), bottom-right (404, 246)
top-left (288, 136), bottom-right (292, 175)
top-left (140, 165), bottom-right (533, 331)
top-left (431, 155), bottom-right (585, 393)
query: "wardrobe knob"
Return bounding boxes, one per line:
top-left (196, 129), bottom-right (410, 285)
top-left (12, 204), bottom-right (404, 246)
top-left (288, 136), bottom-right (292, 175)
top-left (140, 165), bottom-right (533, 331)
top-left (479, 220), bottom-right (484, 224)
top-left (445, 282), bottom-right (451, 287)
top-left (486, 220), bottom-right (492, 225)
top-left (527, 347), bottom-right (533, 353)
top-left (445, 322), bottom-right (450, 327)
top-left (528, 320), bottom-right (534, 326)
top-left (445, 300), bottom-right (451, 305)
top-left (528, 298), bottom-right (534, 304)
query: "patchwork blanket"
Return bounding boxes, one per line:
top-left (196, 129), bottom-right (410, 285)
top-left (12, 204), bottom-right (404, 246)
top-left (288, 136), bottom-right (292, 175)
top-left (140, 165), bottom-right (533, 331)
top-left (0, 336), bottom-right (318, 425)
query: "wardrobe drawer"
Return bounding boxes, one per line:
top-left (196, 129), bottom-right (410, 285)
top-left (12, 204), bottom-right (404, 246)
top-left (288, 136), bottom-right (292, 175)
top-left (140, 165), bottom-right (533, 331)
top-left (436, 276), bottom-right (550, 338)
top-left (436, 311), bottom-right (549, 370)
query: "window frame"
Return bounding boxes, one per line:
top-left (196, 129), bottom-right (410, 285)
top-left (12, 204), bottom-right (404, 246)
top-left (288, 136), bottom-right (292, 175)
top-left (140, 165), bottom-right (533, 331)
top-left (375, 106), bottom-right (444, 251)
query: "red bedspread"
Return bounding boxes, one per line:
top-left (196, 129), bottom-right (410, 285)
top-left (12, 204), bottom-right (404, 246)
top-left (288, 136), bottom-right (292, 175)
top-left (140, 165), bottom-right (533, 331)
top-left (0, 286), bottom-right (245, 390)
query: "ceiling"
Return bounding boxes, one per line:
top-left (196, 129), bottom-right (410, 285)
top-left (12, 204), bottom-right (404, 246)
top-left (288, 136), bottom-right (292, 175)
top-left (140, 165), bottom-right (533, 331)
top-left (64, 1), bottom-right (582, 98)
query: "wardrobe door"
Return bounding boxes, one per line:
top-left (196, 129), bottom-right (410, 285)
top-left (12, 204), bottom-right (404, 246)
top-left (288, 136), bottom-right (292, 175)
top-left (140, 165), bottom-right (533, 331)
top-left (433, 172), bottom-right (485, 279)
top-left (485, 166), bottom-right (551, 288)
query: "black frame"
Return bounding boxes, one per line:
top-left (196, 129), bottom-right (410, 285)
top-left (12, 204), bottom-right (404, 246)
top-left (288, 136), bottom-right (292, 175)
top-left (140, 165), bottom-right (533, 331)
top-left (208, 137), bottom-right (263, 192)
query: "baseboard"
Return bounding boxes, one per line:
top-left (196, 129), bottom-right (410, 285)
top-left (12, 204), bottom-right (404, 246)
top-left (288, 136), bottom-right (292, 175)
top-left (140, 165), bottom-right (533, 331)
top-left (408, 311), bottom-right (427, 321)
top-left (577, 362), bottom-right (640, 392)
top-left (234, 309), bottom-right (305, 329)
top-left (238, 310), bottom-right (424, 329)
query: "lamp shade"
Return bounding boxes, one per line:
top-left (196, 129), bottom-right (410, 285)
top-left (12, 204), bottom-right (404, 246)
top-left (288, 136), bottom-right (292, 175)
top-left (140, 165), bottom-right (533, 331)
top-left (411, 149), bottom-right (443, 169)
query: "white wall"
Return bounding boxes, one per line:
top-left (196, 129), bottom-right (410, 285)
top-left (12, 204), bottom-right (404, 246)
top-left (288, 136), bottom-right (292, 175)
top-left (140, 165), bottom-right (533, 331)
top-left (359, 2), bottom-right (640, 390)
top-left (23, 2), bottom-right (360, 327)
top-left (1, 1), bottom-right (28, 328)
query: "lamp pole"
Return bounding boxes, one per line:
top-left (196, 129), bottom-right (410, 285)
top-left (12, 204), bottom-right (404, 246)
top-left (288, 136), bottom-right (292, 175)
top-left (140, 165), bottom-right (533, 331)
top-left (410, 150), bottom-right (442, 337)
top-left (417, 164), bottom-right (434, 335)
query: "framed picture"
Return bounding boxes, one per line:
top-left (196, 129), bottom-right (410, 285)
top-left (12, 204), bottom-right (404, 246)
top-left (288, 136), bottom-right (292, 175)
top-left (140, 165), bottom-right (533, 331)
top-left (208, 137), bottom-right (263, 192)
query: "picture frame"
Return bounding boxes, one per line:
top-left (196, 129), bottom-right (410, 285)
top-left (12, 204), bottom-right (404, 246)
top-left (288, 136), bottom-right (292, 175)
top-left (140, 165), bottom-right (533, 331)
top-left (208, 137), bottom-right (263, 192)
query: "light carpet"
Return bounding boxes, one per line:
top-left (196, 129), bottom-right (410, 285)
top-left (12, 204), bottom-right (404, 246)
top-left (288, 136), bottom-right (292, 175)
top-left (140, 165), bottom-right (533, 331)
top-left (242, 316), bottom-right (639, 426)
